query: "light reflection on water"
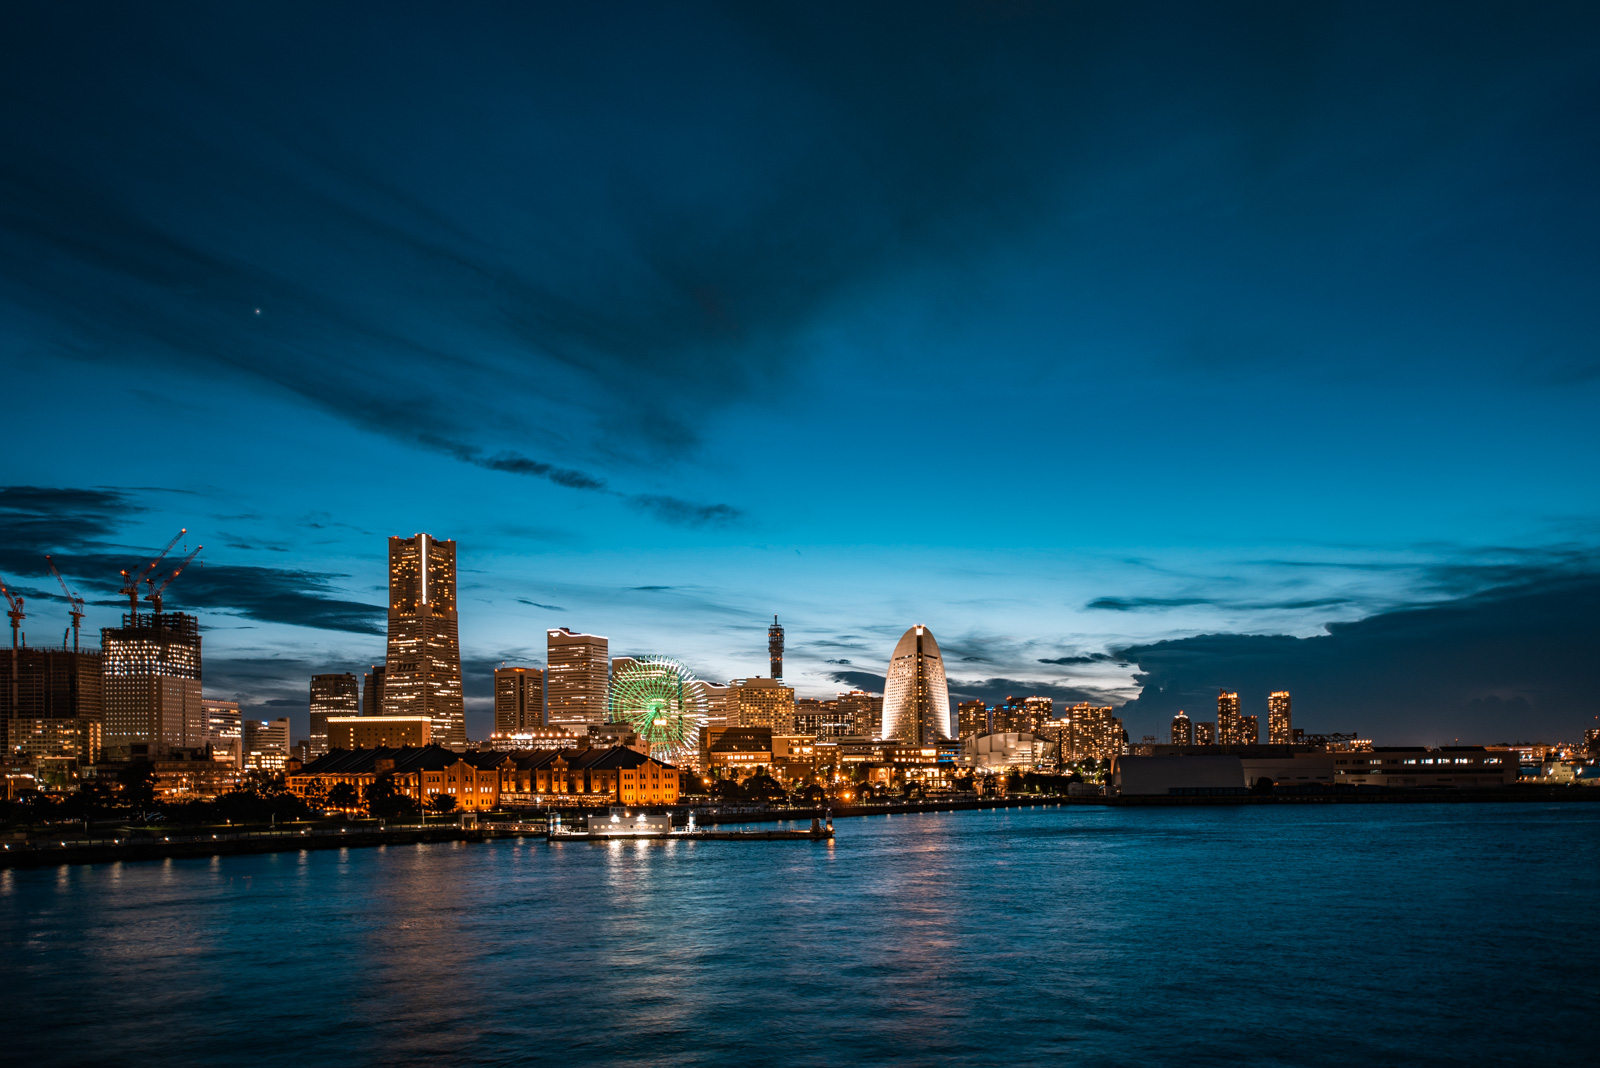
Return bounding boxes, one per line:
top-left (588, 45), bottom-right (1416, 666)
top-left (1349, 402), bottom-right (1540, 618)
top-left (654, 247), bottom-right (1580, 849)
top-left (2, 804), bottom-right (1598, 1066)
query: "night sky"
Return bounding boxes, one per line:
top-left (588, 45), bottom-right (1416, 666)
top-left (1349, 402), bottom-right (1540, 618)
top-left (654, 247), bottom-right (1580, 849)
top-left (3, 3), bottom-right (1597, 745)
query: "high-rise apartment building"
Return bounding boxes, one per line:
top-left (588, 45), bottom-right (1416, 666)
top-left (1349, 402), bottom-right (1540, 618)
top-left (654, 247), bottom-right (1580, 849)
top-left (547, 628), bottom-right (609, 732)
top-left (362, 665), bottom-right (385, 716)
top-left (1217, 690), bottom-right (1240, 745)
top-left (308, 673), bottom-right (359, 757)
top-left (1171, 710), bottom-right (1193, 746)
top-left (203, 698), bottom-right (242, 766)
top-left (494, 666), bottom-right (545, 733)
top-left (101, 612), bottom-right (205, 750)
top-left (702, 683), bottom-right (732, 730)
top-left (1268, 691), bottom-right (1292, 745)
top-left (1061, 702), bottom-right (1121, 763)
top-left (1196, 721), bottom-right (1216, 745)
top-left (957, 699), bottom-right (989, 739)
top-left (1022, 696), bottom-right (1053, 734)
top-left (1239, 714), bottom-right (1259, 745)
top-left (731, 677), bottom-right (796, 733)
top-left (383, 534), bottom-right (465, 747)
top-left (768, 616), bottom-right (784, 680)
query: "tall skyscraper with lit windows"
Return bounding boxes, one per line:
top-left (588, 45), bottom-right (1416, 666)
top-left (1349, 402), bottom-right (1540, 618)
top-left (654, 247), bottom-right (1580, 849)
top-left (882, 624), bottom-right (952, 744)
top-left (101, 612), bottom-right (204, 749)
top-left (1268, 691), bottom-right (1292, 744)
top-left (382, 534), bottom-right (465, 748)
top-left (547, 628), bottom-right (609, 731)
top-left (308, 673), bottom-right (359, 756)
top-left (1171, 709), bottom-right (1193, 746)
top-left (1217, 689), bottom-right (1240, 745)
top-left (494, 666), bottom-right (545, 733)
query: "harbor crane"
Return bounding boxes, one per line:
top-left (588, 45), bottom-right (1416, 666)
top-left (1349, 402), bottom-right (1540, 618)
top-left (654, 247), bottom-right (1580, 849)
top-left (0, 571), bottom-right (22, 720)
top-left (118, 528), bottom-right (185, 622)
top-left (145, 544), bottom-right (202, 616)
top-left (45, 556), bottom-right (86, 652)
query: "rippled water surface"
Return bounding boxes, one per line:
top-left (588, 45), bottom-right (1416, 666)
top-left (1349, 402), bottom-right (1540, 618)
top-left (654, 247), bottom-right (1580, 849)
top-left (3, 803), bottom-right (1597, 1066)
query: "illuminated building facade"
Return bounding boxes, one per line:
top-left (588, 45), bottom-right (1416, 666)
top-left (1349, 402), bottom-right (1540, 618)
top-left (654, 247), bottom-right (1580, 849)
top-left (101, 612), bottom-right (205, 750)
top-left (1, 648), bottom-right (102, 755)
top-left (1217, 690), bottom-right (1241, 745)
top-left (768, 615), bottom-right (784, 679)
top-left (1061, 702), bottom-right (1121, 762)
top-left (308, 673), bottom-right (359, 757)
top-left (203, 699), bottom-right (242, 766)
top-left (708, 726), bottom-right (775, 778)
top-left (882, 625), bottom-right (952, 745)
top-left (731, 677), bottom-right (795, 733)
top-left (494, 666), bottom-right (545, 733)
top-left (836, 690), bottom-right (881, 736)
top-left (243, 716), bottom-right (291, 771)
top-left (383, 534), bottom-right (465, 747)
top-left (327, 715), bottom-right (432, 749)
top-left (1171, 710), bottom-right (1193, 746)
top-left (795, 698), bottom-right (854, 738)
top-left (1268, 691), bottom-right (1292, 745)
top-left (1196, 721), bottom-right (1216, 745)
top-left (546, 628), bottom-right (609, 732)
top-left (957, 699), bottom-right (989, 739)
top-left (1331, 747), bottom-right (1515, 788)
top-left (290, 745), bottom-right (519, 813)
top-left (1239, 714), bottom-right (1259, 745)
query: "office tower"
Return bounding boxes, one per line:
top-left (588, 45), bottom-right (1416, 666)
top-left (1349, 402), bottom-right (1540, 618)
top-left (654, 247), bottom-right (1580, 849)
top-left (1239, 715), bottom-right (1259, 744)
top-left (1, 647), bottom-right (103, 753)
top-left (101, 611), bottom-right (205, 749)
top-left (882, 624), bottom-right (952, 744)
top-left (362, 665), bottom-right (385, 716)
top-left (547, 628), bottom-right (609, 732)
top-left (1171, 710), bottom-right (1193, 746)
top-left (1217, 690), bottom-right (1240, 745)
top-left (203, 698), bottom-right (242, 766)
top-left (243, 717), bottom-right (291, 771)
top-left (768, 616), bottom-right (784, 680)
top-left (702, 682), bottom-right (732, 730)
top-left (957, 699), bottom-right (990, 739)
top-left (308, 673), bottom-right (359, 757)
top-left (731, 677), bottom-right (795, 733)
top-left (383, 534), bottom-right (465, 747)
top-left (794, 698), bottom-right (853, 738)
top-left (494, 666), bottom-right (545, 733)
top-left (1197, 721), bottom-right (1216, 745)
top-left (1268, 691), bottom-right (1292, 745)
top-left (835, 690), bottom-right (880, 737)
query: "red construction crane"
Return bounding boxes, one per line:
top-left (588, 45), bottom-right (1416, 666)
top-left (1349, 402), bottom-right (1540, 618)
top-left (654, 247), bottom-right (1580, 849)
top-left (145, 544), bottom-right (202, 616)
top-left (0, 571), bottom-right (23, 720)
top-left (45, 555), bottom-right (86, 653)
top-left (118, 528), bottom-right (186, 622)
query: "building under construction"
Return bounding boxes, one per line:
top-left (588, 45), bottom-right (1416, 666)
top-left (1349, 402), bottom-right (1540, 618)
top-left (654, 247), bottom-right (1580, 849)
top-left (1, 647), bottom-right (104, 761)
top-left (101, 611), bottom-right (205, 752)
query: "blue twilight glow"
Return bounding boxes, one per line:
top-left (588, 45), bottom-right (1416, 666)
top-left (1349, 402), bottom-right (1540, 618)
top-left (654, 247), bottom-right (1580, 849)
top-left (1, 4), bottom-right (1597, 744)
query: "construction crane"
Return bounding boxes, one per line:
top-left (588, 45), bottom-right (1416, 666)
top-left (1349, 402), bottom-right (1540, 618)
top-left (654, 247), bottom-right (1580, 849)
top-left (45, 556), bottom-right (86, 653)
top-left (145, 544), bottom-right (202, 616)
top-left (118, 528), bottom-right (186, 622)
top-left (0, 571), bottom-right (23, 721)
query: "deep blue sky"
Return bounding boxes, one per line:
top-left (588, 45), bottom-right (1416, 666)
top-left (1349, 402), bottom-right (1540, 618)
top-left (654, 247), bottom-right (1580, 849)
top-left (2, 3), bottom-right (1597, 745)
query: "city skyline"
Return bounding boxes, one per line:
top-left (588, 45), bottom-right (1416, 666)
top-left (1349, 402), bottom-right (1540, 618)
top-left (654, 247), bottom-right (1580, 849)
top-left (1, 6), bottom-right (1597, 747)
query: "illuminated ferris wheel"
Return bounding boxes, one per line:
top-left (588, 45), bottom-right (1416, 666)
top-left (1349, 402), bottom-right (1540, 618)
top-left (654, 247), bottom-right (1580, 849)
top-left (606, 656), bottom-right (709, 763)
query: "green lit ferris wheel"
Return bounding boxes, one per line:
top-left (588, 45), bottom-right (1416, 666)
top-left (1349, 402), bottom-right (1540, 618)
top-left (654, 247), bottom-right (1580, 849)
top-left (607, 656), bottom-right (709, 762)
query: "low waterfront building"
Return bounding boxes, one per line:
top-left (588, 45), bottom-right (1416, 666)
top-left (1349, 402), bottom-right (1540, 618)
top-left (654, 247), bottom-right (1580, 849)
top-left (289, 745), bottom-right (515, 812)
top-left (499, 746), bottom-right (681, 806)
top-left (962, 731), bottom-right (1048, 770)
top-left (486, 727), bottom-right (580, 751)
top-left (706, 726), bottom-right (774, 779)
top-left (1331, 747), bottom-right (1514, 788)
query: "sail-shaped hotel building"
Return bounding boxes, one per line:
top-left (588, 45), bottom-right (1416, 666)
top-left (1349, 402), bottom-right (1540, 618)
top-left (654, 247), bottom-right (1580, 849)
top-left (881, 624), bottom-right (953, 744)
